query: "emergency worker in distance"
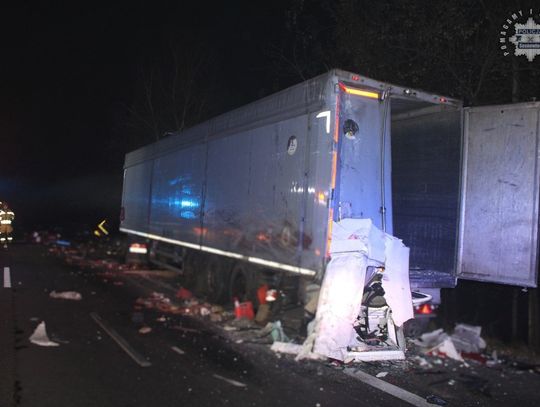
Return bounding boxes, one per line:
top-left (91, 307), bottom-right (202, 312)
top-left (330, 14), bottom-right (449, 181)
top-left (0, 202), bottom-right (15, 247)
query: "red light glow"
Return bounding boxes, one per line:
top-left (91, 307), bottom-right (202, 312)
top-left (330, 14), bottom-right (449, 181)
top-left (417, 303), bottom-right (433, 315)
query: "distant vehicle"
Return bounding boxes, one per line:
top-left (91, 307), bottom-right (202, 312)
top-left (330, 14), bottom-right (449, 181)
top-left (119, 69), bottom-right (539, 332)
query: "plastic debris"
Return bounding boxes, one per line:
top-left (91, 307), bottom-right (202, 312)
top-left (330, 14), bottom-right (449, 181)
top-left (200, 307), bottom-right (211, 317)
top-left (29, 321), bottom-right (60, 347)
top-left (49, 290), bottom-right (82, 301)
top-left (223, 325), bottom-right (238, 331)
top-left (426, 394), bottom-right (448, 406)
top-left (376, 372), bottom-right (388, 378)
top-left (234, 299), bottom-right (254, 320)
top-left (438, 338), bottom-right (464, 362)
top-left (270, 341), bottom-right (323, 360)
top-left (175, 287), bottom-right (193, 300)
top-left (451, 324), bottom-right (486, 354)
top-left (413, 329), bottom-right (464, 361)
top-left (257, 321), bottom-right (289, 343)
top-left (138, 326), bottom-right (152, 334)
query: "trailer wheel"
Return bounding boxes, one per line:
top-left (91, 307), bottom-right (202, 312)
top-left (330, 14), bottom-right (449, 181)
top-left (204, 256), bottom-right (229, 304)
top-left (181, 251), bottom-right (201, 290)
top-left (229, 263), bottom-right (254, 303)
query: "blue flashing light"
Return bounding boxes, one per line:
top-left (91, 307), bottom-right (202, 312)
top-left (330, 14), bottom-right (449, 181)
top-left (180, 199), bottom-right (199, 208)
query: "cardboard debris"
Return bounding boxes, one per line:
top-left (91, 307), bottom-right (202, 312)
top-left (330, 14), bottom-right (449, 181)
top-left (29, 321), bottom-right (60, 347)
top-left (49, 291), bottom-right (82, 301)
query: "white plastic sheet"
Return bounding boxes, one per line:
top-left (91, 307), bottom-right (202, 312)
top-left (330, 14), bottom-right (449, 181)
top-left (29, 321), bottom-right (59, 347)
top-left (49, 291), bottom-right (82, 301)
top-left (381, 236), bottom-right (413, 327)
top-left (313, 252), bottom-right (368, 360)
top-left (310, 218), bottom-right (413, 361)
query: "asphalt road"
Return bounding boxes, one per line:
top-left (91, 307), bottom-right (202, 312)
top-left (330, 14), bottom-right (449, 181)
top-left (1, 244), bottom-right (406, 407)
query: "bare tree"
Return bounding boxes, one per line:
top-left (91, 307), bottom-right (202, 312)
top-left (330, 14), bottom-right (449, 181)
top-left (122, 34), bottom-right (218, 147)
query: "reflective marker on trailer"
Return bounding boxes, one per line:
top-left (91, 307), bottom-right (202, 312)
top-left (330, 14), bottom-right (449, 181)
top-left (120, 228), bottom-right (317, 276)
top-left (338, 83), bottom-right (380, 99)
top-left (247, 256), bottom-right (316, 276)
top-left (316, 110), bottom-right (331, 134)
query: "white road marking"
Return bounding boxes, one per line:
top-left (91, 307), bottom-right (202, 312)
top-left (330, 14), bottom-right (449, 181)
top-left (90, 312), bottom-right (151, 367)
top-left (4, 267), bottom-right (11, 288)
top-left (212, 374), bottom-right (247, 388)
top-left (343, 368), bottom-right (433, 407)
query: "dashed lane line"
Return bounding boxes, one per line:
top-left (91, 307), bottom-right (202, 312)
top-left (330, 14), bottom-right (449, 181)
top-left (90, 312), bottom-right (151, 368)
top-left (343, 368), bottom-right (433, 406)
top-left (3, 267), bottom-right (11, 288)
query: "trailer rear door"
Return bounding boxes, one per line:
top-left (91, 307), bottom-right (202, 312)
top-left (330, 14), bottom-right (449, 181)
top-left (458, 103), bottom-right (540, 287)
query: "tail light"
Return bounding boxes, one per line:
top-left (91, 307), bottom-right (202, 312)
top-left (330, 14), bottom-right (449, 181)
top-left (414, 303), bottom-right (437, 315)
top-left (129, 243), bottom-right (147, 254)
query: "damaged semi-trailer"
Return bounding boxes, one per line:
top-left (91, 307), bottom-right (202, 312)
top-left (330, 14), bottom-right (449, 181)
top-left (120, 69), bottom-right (539, 335)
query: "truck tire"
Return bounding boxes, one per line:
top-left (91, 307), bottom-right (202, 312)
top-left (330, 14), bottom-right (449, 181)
top-left (181, 251), bottom-right (202, 291)
top-left (204, 256), bottom-right (230, 304)
top-left (403, 317), bottom-right (431, 338)
top-left (229, 262), bottom-right (256, 304)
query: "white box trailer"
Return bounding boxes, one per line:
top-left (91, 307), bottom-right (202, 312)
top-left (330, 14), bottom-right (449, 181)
top-left (120, 69), bottom-right (539, 306)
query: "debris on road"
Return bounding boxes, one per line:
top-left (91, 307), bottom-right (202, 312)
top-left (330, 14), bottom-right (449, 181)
top-left (138, 326), bottom-right (152, 334)
top-left (451, 324), bottom-right (486, 354)
top-left (234, 299), bottom-right (254, 320)
top-left (171, 346), bottom-right (185, 355)
top-left (425, 394), bottom-right (448, 406)
top-left (413, 324), bottom-right (490, 363)
top-left (170, 325), bottom-right (201, 334)
top-left (29, 321), bottom-right (60, 347)
top-left (175, 287), bottom-right (193, 300)
top-left (49, 290), bottom-right (82, 301)
top-left (212, 374), bottom-right (247, 388)
top-left (271, 341), bottom-right (324, 360)
top-left (376, 372), bottom-right (389, 378)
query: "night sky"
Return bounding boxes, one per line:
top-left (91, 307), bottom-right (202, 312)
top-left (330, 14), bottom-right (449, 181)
top-left (1, 1), bottom-right (539, 233)
top-left (0, 1), bottom-right (288, 231)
